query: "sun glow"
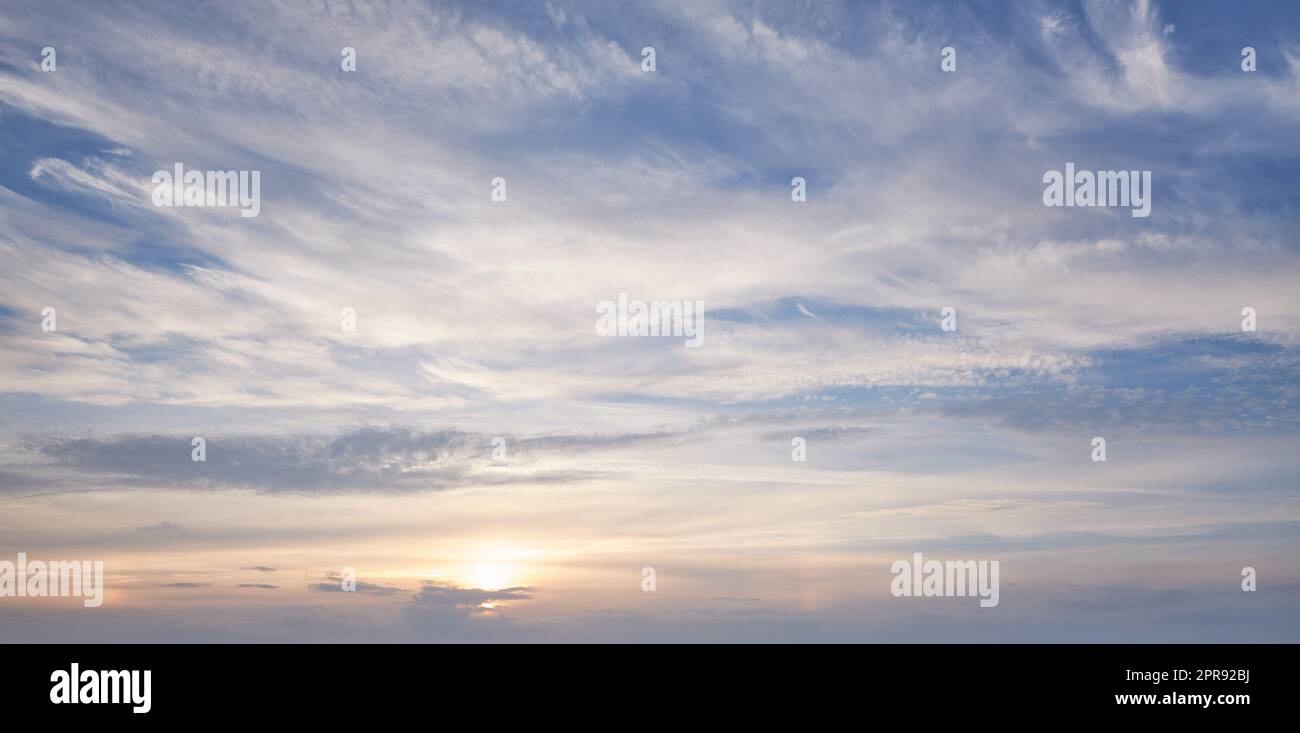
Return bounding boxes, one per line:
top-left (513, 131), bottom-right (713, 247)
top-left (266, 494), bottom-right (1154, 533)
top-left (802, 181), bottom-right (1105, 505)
top-left (459, 546), bottom-right (540, 591)
top-left (468, 563), bottom-right (513, 591)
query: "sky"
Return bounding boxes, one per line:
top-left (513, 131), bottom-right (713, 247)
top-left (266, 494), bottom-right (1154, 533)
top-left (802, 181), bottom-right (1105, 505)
top-left (0, 0), bottom-right (1298, 642)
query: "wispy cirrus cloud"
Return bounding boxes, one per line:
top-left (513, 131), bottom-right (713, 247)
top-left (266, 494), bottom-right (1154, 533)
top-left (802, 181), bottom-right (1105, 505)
top-left (0, 0), bottom-right (1297, 642)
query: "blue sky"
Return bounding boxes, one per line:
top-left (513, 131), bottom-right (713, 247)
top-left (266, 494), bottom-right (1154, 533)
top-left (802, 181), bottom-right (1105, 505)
top-left (0, 0), bottom-right (1298, 641)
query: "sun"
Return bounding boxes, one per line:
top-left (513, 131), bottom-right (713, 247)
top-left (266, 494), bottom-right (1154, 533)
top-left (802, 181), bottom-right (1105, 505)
top-left (459, 546), bottom-right (539, 591)
top-left (468, 563), bottom-right (512, 591)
